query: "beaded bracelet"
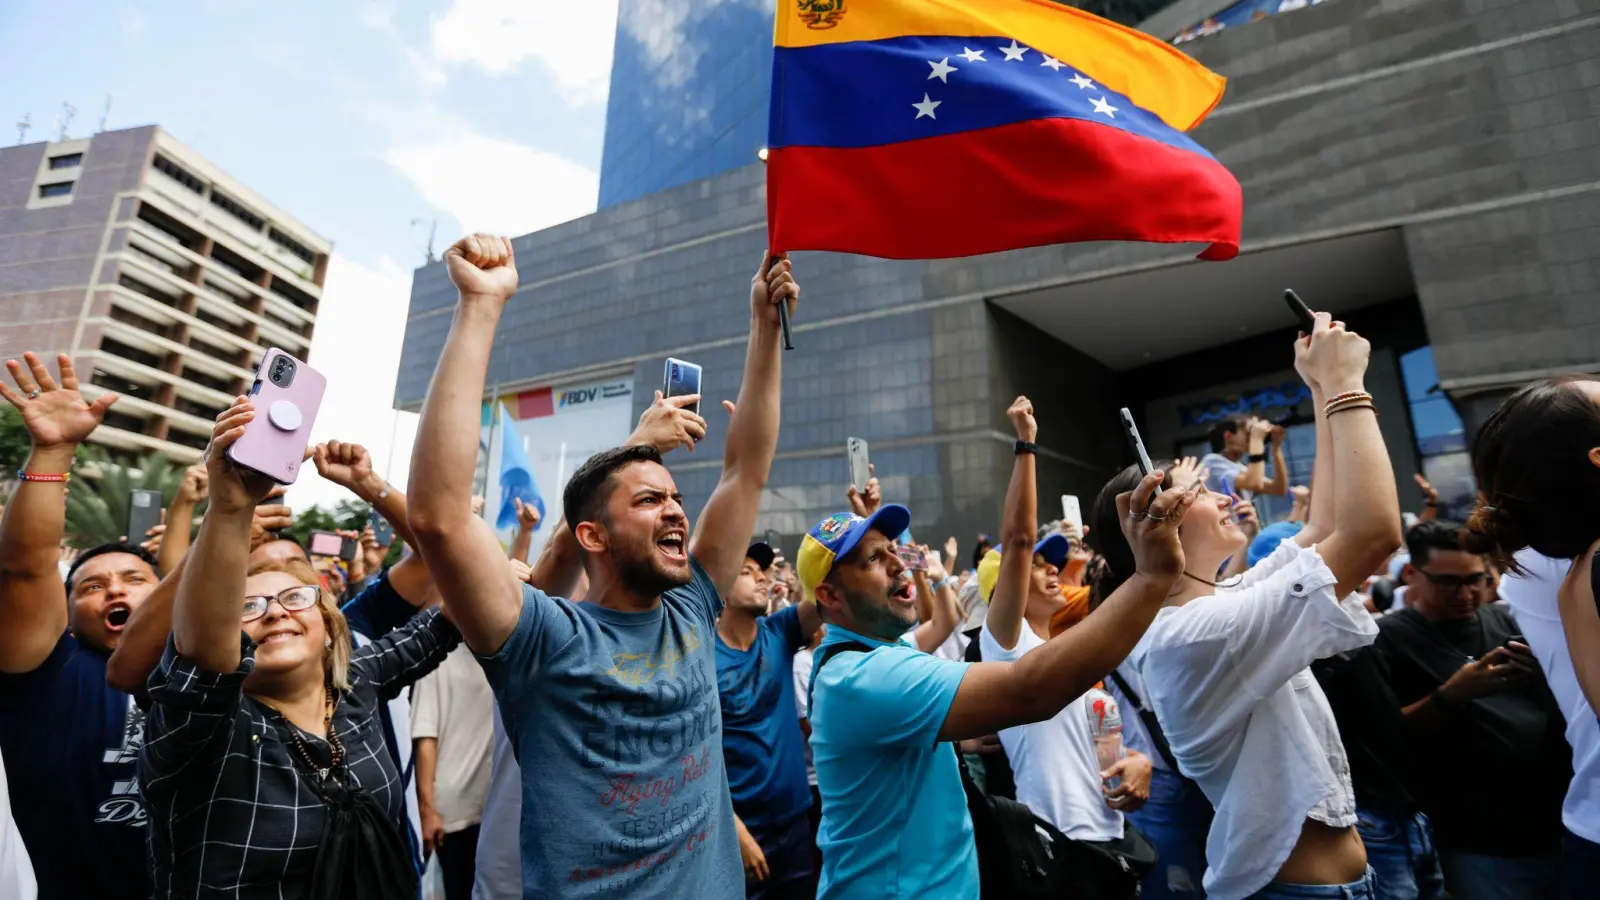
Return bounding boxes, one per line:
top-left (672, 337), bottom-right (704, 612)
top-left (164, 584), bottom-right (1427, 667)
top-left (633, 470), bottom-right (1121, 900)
top-left (1326, 401), bottom-right (1377, 418)
top-left (1323, 391), bottom-right (1374, 416)
top-left (16, 469), bottom-right (71, 483)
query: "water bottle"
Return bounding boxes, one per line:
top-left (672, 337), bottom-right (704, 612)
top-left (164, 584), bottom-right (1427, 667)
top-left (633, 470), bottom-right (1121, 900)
top-left (1085, 686), bottom-right (1126, 788)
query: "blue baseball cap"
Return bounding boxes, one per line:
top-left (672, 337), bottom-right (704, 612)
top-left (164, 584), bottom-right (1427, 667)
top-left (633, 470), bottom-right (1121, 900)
top-left (1034, 533), bottom-right (1069, 567)
top-left (797, 504), bottom-right (912, 601)
top-left (1247, 521), bottom-right (1304, 568)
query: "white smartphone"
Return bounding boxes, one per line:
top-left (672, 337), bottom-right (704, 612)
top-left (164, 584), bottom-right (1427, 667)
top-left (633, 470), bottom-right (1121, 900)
top-left (846, 437), bottom-right (870, 493)
top-left (1060, 495), bottom-right (1083, 532)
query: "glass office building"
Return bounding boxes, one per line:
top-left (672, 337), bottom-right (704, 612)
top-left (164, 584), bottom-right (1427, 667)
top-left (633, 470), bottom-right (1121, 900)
top-left (400, 0), bottom-right (1600, 562)
top-left (597, 0), bottom-right (776, 208)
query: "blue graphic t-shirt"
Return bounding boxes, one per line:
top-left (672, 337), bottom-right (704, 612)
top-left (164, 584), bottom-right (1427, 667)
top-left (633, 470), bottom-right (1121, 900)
top-left (479, 556), bottom-right (742, 899)
top-left (716, 603), bottom-right (811, 830)
top-left (0, 632), bottom-right (150, 900)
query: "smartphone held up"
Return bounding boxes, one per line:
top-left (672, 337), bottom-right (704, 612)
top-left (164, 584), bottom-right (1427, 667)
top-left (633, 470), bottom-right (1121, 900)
top-left (229, 349), bottom-right (325, 484)
top-left (663, 358), bottom-right (702, 416)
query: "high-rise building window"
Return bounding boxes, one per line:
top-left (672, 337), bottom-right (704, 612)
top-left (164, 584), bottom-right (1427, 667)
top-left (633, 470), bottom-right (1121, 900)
top-left (49, 153), bottom-right (83, 169)
top-left (38, 181), bottom-right (74, 198)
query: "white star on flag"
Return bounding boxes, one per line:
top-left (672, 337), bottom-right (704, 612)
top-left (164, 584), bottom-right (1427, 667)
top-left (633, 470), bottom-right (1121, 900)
top-left (1070, 73), bottom-right (1096, 90)
top-left (1041, 56), bottom-right (1065, 71)
top-left (927, 58), bottom-right (956, 83)
top-left (913, 93), bottom-right (942, 119)
top-left (959, 47), bottom-right (986, 63)
top-left (1090, 96), bottom-right (1118, 118)
top-left (1000, 40), bottom-right (1028, 61)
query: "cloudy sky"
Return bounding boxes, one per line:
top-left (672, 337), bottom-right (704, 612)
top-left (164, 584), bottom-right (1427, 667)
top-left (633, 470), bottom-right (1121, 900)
top-left (0, 0), bottom-right (620, 509)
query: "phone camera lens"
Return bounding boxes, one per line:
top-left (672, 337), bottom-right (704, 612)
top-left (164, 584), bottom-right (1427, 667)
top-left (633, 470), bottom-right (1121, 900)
top-left (671, 365), bottom-right (679, 380)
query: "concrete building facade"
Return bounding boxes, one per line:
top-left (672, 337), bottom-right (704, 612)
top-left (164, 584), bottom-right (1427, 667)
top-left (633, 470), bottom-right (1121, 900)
top-left (398, 0), bottom-right (1600, 558)
top-left (0, 124), bottom-right (330, 462)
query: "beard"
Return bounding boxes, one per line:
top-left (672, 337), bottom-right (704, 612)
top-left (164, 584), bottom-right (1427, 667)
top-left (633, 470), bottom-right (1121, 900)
top-left (615, 548), bottom-right (693, 597)
top-left (842, 587), bottom-right (916, 641)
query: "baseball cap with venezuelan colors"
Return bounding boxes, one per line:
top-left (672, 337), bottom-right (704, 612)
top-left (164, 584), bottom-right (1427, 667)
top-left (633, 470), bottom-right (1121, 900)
top-left (976, 534), bottom-right (1071, 603)
top-left (796, 505), bottom-right (912, 601)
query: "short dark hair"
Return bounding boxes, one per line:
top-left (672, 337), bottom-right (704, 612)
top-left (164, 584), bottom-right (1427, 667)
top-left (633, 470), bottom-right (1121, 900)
top-left (264, 532), bottom-right (306, 553)
top-left (66, 542), bottom-right (160, 591)
top-left (1406, 519), bottom-right (1470, 568)
top-left (562, 445), bottom-right (665, 528)
top-left (1207, 415), bottom-right (1249, 452)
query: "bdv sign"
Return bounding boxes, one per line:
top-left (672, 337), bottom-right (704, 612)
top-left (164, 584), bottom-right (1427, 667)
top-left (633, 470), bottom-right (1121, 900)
top-left (559, 387), bottom-right (599, 407)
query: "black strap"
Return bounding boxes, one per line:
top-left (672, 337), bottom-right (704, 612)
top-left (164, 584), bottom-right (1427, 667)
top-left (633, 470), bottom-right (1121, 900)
top-left (1107, 666), bottom-right (1181, 773)
top-left (805, 640), bottom-right (877, 718)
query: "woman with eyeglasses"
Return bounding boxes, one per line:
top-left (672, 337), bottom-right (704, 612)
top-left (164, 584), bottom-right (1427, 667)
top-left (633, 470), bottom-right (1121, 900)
top-left (1088, 315), bottom-right (1402, 900)
top-left (140, 397), bottom-right (460, 900)
top-left (1463, 376), bottom-right (1600, 900)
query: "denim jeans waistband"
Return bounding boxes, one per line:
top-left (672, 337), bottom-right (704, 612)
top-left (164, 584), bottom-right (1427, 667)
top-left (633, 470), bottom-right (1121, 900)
top-left (1250, 865), bottom-right (1377, 899)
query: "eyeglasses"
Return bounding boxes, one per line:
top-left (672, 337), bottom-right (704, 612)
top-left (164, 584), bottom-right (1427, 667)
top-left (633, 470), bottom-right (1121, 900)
top-left (242, 585), bottom-right (320, 623)
top-left (1416, 569), bottom-right (1491, 591)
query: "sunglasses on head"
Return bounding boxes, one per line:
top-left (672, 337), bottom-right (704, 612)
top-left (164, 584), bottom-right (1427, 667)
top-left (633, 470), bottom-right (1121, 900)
top-left (242, 585), bottom-right (320, 623)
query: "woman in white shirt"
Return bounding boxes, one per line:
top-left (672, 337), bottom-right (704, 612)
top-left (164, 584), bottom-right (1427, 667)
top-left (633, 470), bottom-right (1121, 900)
top-left (1089, 315), bottom-right (1403, 900)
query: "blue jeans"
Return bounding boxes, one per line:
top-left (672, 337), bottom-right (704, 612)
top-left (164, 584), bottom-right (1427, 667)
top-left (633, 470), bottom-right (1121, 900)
top-left (1438, 852), bottom-right (1559, 900)
top-left (1250, 866), bottom-right (1377, 899)
top-left (1127, 767), bottom-right (1214, 899)
top-left (1354, 808), bottom-right (1443, 900)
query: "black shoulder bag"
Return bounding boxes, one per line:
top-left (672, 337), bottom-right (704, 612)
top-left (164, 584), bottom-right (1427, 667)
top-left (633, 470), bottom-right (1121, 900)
top-left (809, 641), bottom-right (1069, 900)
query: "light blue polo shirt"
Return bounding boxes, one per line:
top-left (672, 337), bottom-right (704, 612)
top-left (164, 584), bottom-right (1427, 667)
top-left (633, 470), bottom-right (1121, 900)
top-left (807, 625), bottom-right (978, 900)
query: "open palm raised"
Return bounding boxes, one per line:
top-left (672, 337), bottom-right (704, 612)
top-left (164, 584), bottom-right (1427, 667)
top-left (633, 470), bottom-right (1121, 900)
top-left (0, 352), bottom-right (118, 449)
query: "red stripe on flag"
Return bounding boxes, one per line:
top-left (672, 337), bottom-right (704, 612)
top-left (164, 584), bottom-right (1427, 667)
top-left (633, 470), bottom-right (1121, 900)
top-left (517, 388), bottom-right (554, 419)
top-left (768, 117), bottom-right (1240, 261)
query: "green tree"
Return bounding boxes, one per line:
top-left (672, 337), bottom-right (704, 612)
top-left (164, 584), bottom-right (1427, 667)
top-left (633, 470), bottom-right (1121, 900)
top-left (286, 499), bottom-right (372, 546)
top-left (62, 446), bottom-right (187, 548)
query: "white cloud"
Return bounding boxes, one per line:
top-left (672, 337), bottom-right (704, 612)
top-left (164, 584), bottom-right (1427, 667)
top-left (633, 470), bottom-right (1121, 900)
top-left (285, 253), bottom-right (420, 512)
top-left (429, 0), bottom-right (618, 104)
top-left (358, 1), bottom-right (448, 89)
top-left (383, 133), bottom-right (598, 236)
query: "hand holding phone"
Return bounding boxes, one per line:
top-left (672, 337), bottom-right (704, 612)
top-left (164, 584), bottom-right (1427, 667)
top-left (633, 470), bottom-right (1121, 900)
top-left (1283, 289), bottom-right (1317, 333)
top-left (229, 349), bottom-right (325, 484)
top-left (1118, 408), bottom-right (1162, 496)
top-left (663, 358), bottom-right (702, 416)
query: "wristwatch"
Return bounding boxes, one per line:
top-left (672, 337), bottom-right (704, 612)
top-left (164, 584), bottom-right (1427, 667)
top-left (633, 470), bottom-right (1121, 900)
top-left (1014, 440), bottom-right (1038, 456)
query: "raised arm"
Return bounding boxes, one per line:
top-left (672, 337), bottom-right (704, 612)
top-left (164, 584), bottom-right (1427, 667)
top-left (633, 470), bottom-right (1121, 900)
top-left (985, 397), bottom-right (1038, 651)
top-left (158, 463), bottom-right (208, 576)
top-left (406, 235), bottom-right (525, 656)
top-left (172, 399), bottom-right (279, 674)
top-left (508, 497), bottom-right (540, 563)
top-left (107, 502), bottom-right (289, 692)
top-left (910, 565), bottom-right (956, 652)
top-left (0, 353), bottom-right (117, 674)
top-left (1293, 313), bottom-right (1403, 596)
top-left (938, 473), bottom-right (1195, 741)
top-left (315, 440), bottom-right (417, 550)
top-left (689, 254), bottom-right (797, 598)
top-left (1263, 427), bottom-right (1290, 496)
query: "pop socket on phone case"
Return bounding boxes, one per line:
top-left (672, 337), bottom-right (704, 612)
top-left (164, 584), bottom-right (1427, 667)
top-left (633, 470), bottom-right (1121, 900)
top-left (268, 400), bottom-right (303, 432)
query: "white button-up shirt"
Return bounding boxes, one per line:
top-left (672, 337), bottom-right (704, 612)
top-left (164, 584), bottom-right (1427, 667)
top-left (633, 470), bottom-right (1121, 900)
top-left (1129, 541), bottom-right (1378, 900)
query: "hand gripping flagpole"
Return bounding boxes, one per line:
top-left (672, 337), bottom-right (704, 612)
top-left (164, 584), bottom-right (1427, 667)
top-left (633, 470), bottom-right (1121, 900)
top-left (761, 147), bottom-right (795, 351)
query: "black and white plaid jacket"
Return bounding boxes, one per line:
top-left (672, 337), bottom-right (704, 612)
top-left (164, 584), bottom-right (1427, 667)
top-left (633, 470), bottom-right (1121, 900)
top-left (140, 608), bottom-right (459, 899)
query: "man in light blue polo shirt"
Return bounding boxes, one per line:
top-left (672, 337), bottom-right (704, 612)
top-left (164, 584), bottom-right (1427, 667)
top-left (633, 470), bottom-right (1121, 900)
top-left (799, 402), bottom-right (1191, 900)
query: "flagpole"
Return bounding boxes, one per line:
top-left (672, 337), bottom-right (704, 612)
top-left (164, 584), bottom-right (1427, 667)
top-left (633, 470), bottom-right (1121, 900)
top-left (481, 382), bottom-right (500, 520)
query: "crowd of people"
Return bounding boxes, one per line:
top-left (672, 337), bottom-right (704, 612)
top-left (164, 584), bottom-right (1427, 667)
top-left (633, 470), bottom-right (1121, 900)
top-left (0, 232), bottom-right (1595, 900)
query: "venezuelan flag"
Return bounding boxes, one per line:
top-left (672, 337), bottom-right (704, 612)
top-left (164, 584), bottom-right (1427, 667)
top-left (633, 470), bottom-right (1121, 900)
top-left (767, 0), bottom-right (1242, 261)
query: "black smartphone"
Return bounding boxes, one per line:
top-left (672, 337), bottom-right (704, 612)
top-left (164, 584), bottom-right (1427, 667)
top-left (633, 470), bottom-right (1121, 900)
top-left (127, 489), bottom-right (163, 541)
top-left (663, 358), bottom-right (702, 415)
top-left (1118, 408), bottom-right (1162, 496)
top-left (1284, 289), bottom-right (1317, 332)
top-left (339, 536), bottom-right (359, 563)
top-left (369, 509), bottom-right (395, 547)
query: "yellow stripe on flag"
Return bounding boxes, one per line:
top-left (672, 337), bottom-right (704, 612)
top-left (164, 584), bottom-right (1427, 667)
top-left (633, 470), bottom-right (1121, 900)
top-left (774, 0), bottom-right (1226, 132)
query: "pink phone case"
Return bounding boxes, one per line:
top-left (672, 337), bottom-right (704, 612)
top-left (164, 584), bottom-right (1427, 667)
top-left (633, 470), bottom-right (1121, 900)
top-left (227, 348), bottom-right (325, 484)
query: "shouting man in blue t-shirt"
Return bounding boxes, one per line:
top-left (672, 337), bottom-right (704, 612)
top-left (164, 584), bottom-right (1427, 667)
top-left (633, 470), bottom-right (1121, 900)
top-left (800, 397), bottom-right (1198, 900)
top-left (716, 540), bottom-right (823, 897)
top-left (0, 352), bottom-right (158, 900)
top-left (407, 234), bottom-right (797, 900)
